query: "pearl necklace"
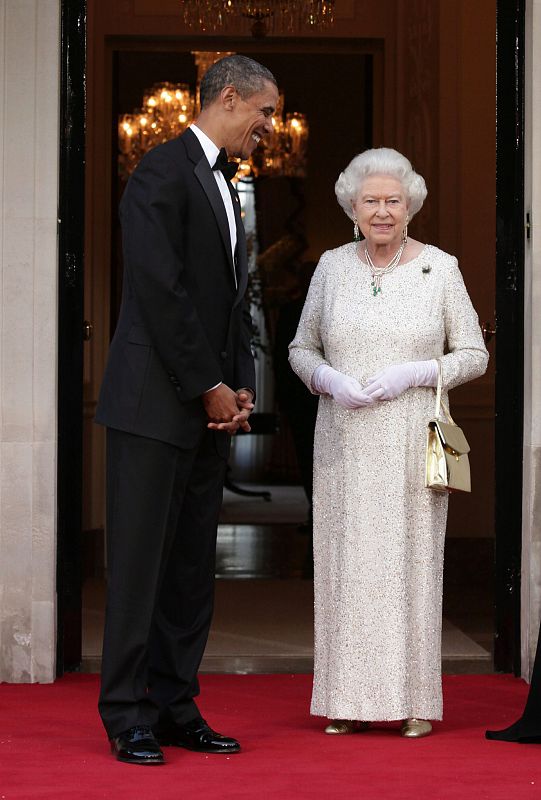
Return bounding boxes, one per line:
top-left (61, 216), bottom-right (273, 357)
top-left (364, 242), bottom-right (405, 296)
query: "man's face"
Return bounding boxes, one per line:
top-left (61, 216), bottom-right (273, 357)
top-left (225, 80), bottom-right (279, 160)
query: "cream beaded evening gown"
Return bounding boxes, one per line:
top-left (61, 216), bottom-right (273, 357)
top-left (289, 243), bottom-right (488, 721)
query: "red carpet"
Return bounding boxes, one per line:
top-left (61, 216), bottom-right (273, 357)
top-left (1, 674), bottom-right (540, 799)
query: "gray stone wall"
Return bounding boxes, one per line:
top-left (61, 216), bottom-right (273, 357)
top-left (522, 0), bottom-right (541, 680)
top-left (0, 0), bottom-right (59, 682)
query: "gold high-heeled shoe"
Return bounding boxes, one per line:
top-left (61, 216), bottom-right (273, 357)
top-left (324, 719), bottom-right (370, 735)
top-left (400, 718), bottom-right (432, 738)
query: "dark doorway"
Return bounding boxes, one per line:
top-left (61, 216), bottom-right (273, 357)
top-left (57, 0), bottom-right (86, 674)
top-left (57, 11), bottom-right (525, 675)
top-left (493, 0), bottom-right (525, 673)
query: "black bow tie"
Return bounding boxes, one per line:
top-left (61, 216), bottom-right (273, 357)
top-left (212, 147), bottom-right (238, 181)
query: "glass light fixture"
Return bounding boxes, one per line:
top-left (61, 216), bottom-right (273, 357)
top-left (179, 1), bottom-right (334, 37)
top-left (119, 83), bottom-right (195, 177)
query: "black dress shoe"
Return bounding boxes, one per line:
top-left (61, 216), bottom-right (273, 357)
top-left (157, 717), bottom-right (240, 754)
top-left (110, 725), bottom-right (165, 765)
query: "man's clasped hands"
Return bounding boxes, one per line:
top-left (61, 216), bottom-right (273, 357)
top-left (203, 384), bottom-right (255, 433)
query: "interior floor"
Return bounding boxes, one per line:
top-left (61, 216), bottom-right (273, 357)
top-left (82, 485), bottom-right (493, 674)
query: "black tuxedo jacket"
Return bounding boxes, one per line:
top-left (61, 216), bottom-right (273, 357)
top-left (96, 128), bottom-right (255, 453)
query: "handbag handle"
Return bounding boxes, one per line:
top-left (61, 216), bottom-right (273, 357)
top-left (434, 359), bottom-right (456, 425)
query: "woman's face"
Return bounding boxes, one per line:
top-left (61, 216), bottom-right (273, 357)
top-left (352, 175), bottom-right (409, 248)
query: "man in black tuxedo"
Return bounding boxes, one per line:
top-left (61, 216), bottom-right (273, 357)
top-left (95, 55), bottom-right (278, 765)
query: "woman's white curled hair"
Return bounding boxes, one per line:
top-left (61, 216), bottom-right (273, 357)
top-left (335, 147), bottom-right (427, 221)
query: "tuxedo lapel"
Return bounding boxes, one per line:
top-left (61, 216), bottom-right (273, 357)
top-left (229, 183), bottom-right (248, 306)
top-left (194, 159), bottom-right (236, 281)
top-left (182, 128), bottom-right (237, 286)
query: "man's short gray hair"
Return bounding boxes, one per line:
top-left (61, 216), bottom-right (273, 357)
top-left (200, 55), bottom-right (277, 109)
top-left (335, 147), bottom-right (427, 220)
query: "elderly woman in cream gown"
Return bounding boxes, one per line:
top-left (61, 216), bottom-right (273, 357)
top-left (289, 147), bottom-right (488, 738)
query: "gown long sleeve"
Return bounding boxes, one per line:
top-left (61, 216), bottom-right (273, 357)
top-left (289, 242), bottom-right (488, 721)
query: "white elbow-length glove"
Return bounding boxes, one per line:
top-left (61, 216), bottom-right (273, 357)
top-left (312, 364), bottom-right (375, 409)
top-left (363, 360), bottom-right (438, 402)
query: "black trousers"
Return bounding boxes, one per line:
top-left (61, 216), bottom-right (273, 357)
top-left (98, 427), bottom-right (227, 738)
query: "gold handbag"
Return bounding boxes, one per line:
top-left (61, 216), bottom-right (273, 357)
top-left (425, 361), bottom-right (471, 493)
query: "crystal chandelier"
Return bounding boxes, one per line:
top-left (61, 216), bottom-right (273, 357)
top-left (180, 1), bottom-right (335, 37)
top-left (119, 83), bottom-right (196, 177)
top-left (118, 53), bottom-right (309, 179)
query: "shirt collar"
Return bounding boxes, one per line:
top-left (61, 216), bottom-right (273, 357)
top-left (190, 124), bottom-right (220, 167)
